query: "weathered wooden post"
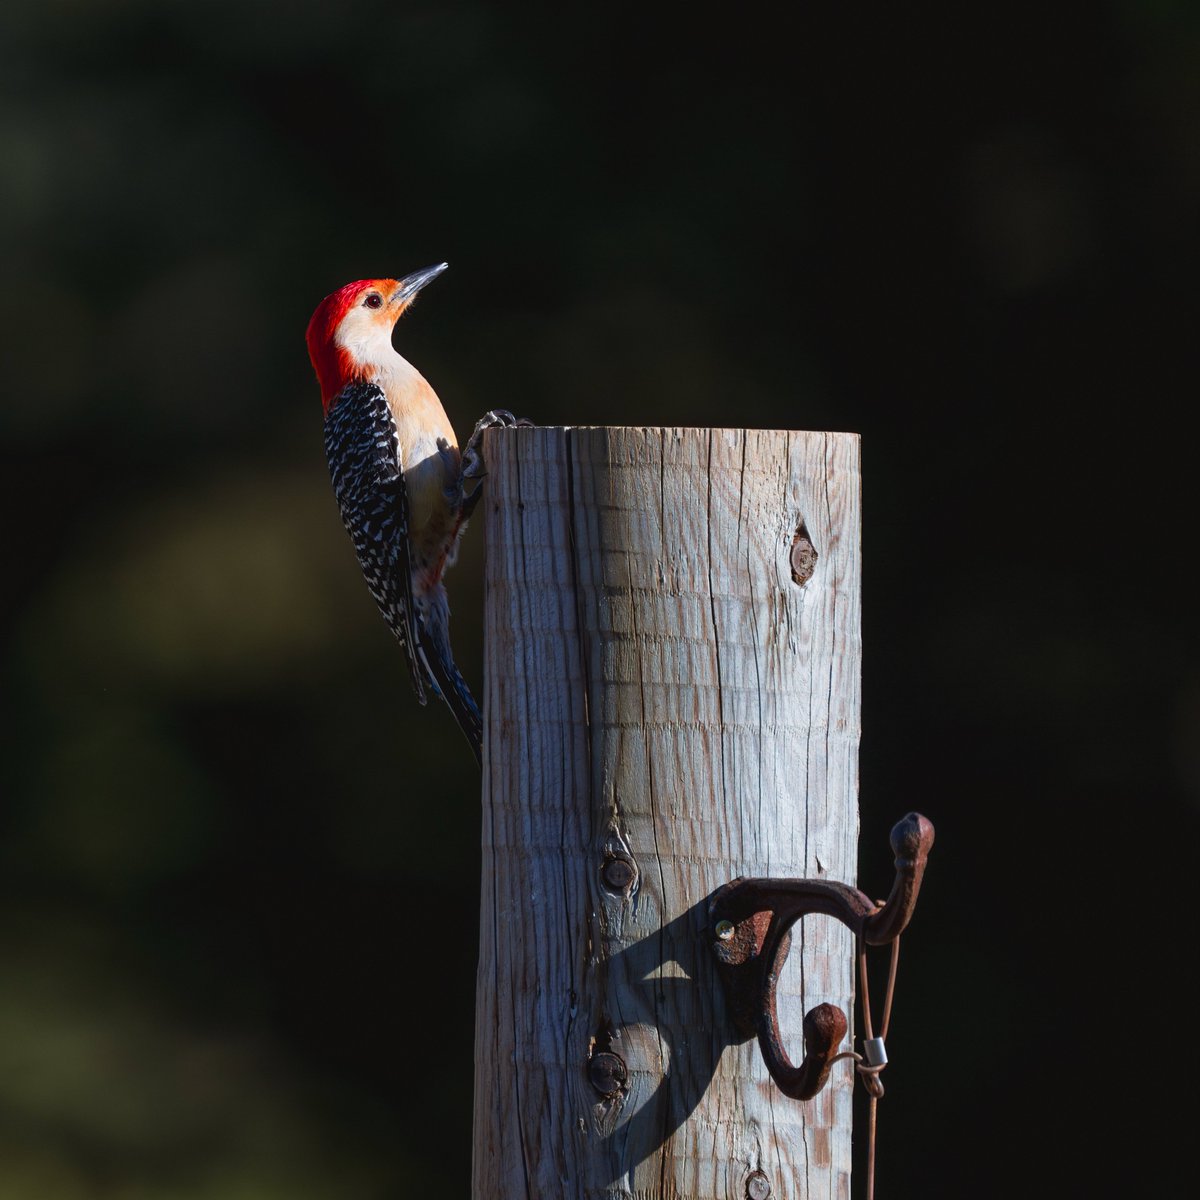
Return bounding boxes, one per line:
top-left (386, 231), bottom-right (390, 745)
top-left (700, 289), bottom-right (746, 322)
top-left (474, 427), bottom-right (861, 1198)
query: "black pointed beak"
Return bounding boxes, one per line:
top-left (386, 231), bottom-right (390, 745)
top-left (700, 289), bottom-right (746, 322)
top-left (393, 262), bottom-right (448, 306)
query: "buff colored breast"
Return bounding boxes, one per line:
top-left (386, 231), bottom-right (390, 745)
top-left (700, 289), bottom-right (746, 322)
top-left (385, 371), bottom-right (462, 569)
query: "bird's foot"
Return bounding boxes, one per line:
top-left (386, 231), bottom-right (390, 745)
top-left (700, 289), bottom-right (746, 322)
top-left (461, 410), bottom-right (533, 503)
top-left (464, 409), bottom-right (532, 459)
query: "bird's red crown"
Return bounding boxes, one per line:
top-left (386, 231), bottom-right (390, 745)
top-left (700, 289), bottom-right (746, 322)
top-left (305, 280), bottom-right (382, 411)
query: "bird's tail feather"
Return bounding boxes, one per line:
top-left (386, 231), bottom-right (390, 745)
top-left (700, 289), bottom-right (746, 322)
top-left (418, 642), bottom-right (483, 766)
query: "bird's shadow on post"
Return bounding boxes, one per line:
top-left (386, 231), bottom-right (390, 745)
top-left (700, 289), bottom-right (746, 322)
top-left (591, 891), bottom-right (750, 1187)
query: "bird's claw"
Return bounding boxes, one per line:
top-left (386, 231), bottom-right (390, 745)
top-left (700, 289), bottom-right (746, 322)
top-left (472, 409), bottom-right (533, 435)
top-left (461, 410), bottom-right (531, 517)
top-left (462, 410), bottom-right (532, 484)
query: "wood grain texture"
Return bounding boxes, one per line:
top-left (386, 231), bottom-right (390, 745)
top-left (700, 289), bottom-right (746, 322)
top-left (473, 428), bottom-right (861, 1199)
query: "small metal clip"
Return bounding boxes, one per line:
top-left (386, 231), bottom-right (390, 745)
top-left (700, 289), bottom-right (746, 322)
top-left (863, 1036), bottom-right (888, 1068)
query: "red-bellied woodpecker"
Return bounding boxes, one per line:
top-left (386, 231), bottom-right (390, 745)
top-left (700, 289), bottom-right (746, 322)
top-left (306, 264), bottom-right (519, 765)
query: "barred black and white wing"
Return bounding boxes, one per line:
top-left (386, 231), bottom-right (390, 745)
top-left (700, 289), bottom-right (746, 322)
top-left (324, 380), bottom-right (428, 704)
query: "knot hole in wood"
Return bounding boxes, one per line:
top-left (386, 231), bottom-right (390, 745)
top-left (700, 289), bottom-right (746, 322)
top-left (790, 517), bottom-right (819, 586)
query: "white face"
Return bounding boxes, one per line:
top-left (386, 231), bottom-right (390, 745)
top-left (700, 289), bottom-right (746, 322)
top-left (334, 282), bottom-right (403, 370)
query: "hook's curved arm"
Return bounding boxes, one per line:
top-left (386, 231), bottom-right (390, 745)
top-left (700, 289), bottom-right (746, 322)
top-left (863, 812), bottom-right (935, 945)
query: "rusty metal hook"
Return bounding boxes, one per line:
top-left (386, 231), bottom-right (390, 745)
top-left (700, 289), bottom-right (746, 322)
top-left (709, 813), bottom-right (934, 1100)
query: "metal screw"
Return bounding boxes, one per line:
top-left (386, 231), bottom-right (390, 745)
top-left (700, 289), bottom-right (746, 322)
top-left (746, 1170), bottom-right (772, 1200)
top-left (588, 1050), bottom-right (627, 1097)
top-left (601, 855), bottom-right (636, 892)
top-left (715, 919), bottom-right (735, 940)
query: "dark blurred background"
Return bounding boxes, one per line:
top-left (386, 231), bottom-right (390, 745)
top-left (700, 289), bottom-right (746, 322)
top-left (2, 1), bottom-right (1195, 1195)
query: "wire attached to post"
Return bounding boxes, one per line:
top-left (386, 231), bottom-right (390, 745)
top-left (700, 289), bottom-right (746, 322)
top-left (830, 935), bottom-right (902, 1200)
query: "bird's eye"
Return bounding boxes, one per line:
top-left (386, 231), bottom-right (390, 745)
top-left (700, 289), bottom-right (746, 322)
top-left (364, 293), bottom-right (383, 309)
